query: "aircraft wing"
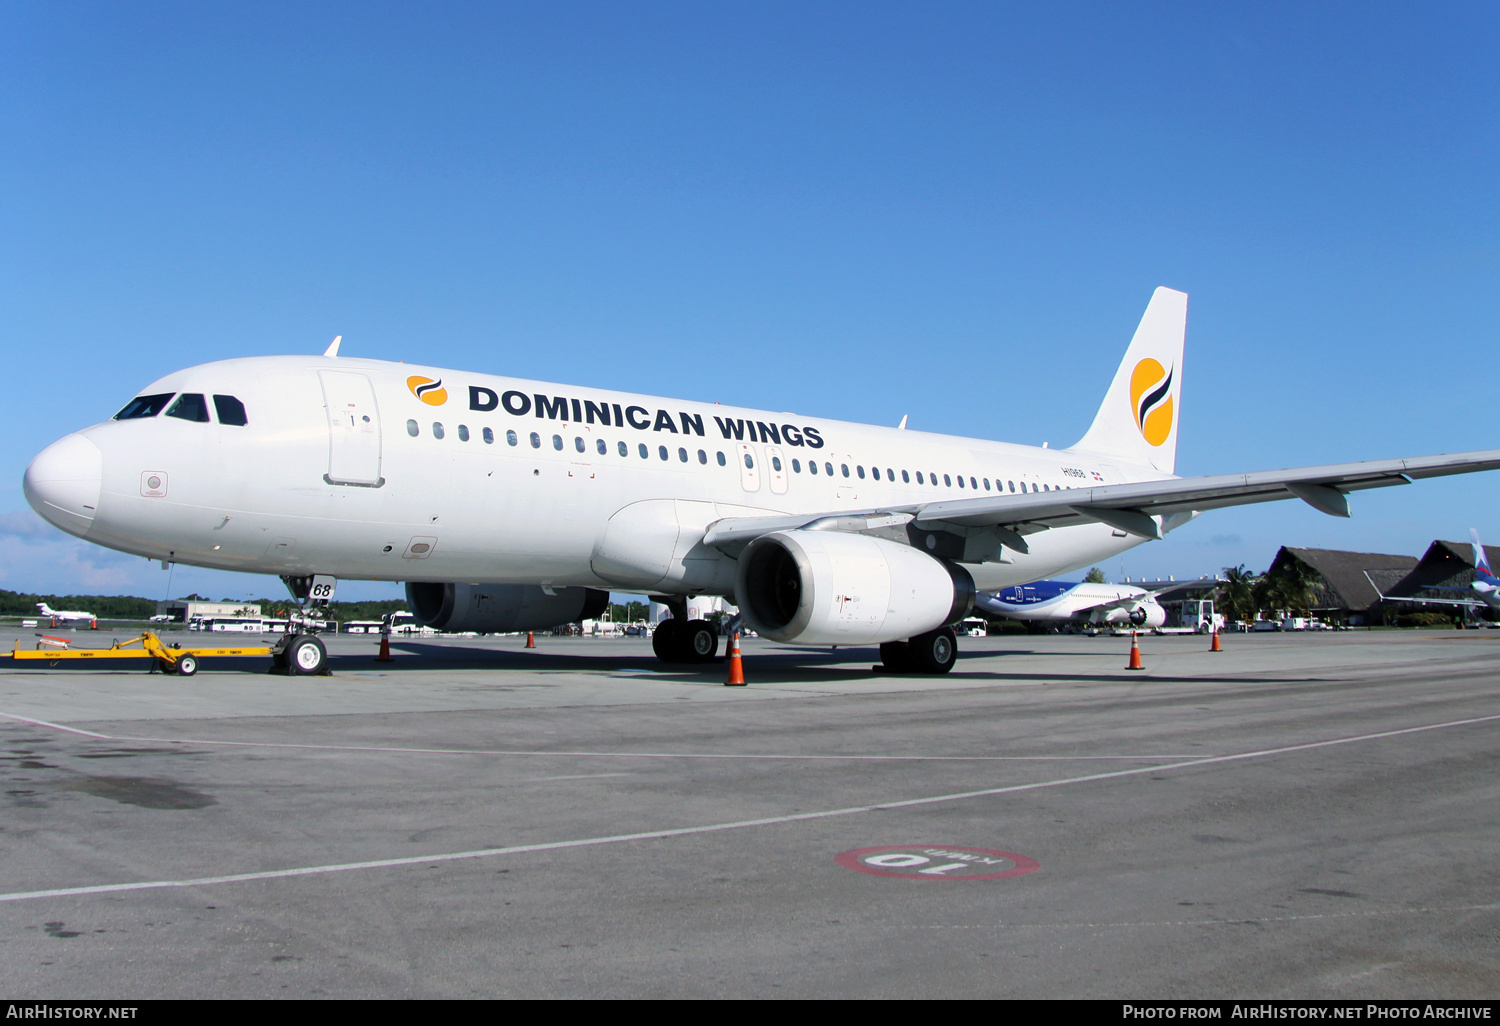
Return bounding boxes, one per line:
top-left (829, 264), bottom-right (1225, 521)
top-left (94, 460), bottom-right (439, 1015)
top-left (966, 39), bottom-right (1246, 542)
top-left (703, 449), bottom-right (1500, 554)
top-left (1382, 595), bottom-right (1484, 608)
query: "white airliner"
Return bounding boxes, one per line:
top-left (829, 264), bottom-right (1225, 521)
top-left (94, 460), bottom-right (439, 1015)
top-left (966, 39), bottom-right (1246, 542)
top-left (35, 601), bottom-right (96, 624)
top-left (975, 579), bottom-right (1171, 630)
top-left (23, 288), bottom-right (1500, 675)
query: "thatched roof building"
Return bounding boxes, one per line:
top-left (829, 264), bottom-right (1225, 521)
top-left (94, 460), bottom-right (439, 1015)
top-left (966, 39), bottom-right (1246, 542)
top-left (1267, 547), bottom-right (1419, 624)
top-left (1384, 540), bottom-right (1500, 604)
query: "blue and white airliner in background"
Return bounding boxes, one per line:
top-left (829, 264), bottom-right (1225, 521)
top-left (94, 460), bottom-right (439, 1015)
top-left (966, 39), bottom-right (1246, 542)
top-left (975, 578), bottom-right (1221, 632)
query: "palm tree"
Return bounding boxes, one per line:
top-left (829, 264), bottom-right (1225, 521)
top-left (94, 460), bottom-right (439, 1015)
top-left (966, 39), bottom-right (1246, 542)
top-left (1263, 558), bottom-right (1323, 617)
top-left (1215, 565), bottom-right (1260, 625)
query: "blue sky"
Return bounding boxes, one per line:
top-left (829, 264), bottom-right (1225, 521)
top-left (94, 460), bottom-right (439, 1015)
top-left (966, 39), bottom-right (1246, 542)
top-left (2, 1), bottom-right (1497, 603)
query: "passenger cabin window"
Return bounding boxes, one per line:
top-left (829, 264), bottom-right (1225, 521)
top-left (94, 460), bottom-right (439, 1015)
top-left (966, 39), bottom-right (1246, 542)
top-left (716, 451), bottom-right (727, 466)
top-left (165, 393), bottom-right (210, 423)
top-left (856, 466), bottom-right (864, 479)
top-left (575, 437), bottom-right (585, 453)
top-left (619, 441), bottom-right (628, 457)
top-left (407, 420), bottom-right (420, 437)
top-left (679, 447), bottom-right (688, 462)
top-left (597, 439), bottom-right (607, 455)
top-left (552, 434), bottom-right (563, 450)
top-left (792, 459), bottom-right (801, 473)
top-left (212, 395), bottom-right (248, 426)
top-left (639, 443), bottom-right (649, 458)
top-left (902, 470), bottom-right (910, 483)
top-left (809, 461), bottom-right (818, 475)
top-left (772, 456), bottom-right (782, 471)
top-left (698, 449), bottom-right (708, 464)
top-left (506, 430), bottom-right (517, 446)
top-left (458, 425), bottom-right (470, 442)
top-left (659, 445), bottom-right (669, 461)
top-left (530, 432), bottom-right (541, 448)
top-left (115, 393), bottom-right (175, 420)
top-left (433, 423), bottom-right (445, 439)
top-left (483, 427), bottom-right (494, 444)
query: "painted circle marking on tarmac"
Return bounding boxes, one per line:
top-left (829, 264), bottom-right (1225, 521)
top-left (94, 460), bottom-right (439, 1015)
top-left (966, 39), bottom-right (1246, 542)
top-left (835, 845), bottom-right (1039, 881)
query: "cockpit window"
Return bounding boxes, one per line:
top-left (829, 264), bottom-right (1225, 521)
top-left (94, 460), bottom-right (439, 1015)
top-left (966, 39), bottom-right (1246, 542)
top-left (165, 393), bottom-right (210, 422)
top-left (114, 393), bottom-right (175, 420)
top-left (213, 394), bottom-right (248, 426)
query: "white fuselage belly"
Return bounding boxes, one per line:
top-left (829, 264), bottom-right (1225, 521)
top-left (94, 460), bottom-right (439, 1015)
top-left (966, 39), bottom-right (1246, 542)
top-left (58, 355), bottom-right (1167, 593)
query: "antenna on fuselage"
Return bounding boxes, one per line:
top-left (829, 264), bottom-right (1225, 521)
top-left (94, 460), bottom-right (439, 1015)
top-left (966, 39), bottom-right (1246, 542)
top-left (323, 335), bottom-right (342, 358)
top-left (897, 415), bottom-right (908, 430)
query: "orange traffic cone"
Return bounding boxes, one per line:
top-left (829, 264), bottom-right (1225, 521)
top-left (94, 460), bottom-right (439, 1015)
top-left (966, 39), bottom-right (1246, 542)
top-left (724, 631), bottom-right (746, 686)
top-left (1210, 628), bottom-right (1222, 652)
top-left (376, 634), bottom-right (394, 662)
top-left (1126, 631), bottom-right (1145, 670)
top-left (525, 631), bottom-right (536, 649)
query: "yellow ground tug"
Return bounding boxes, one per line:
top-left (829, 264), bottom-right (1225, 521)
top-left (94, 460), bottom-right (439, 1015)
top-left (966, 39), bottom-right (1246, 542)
top-left (9, 631), bottom-right (329, 676)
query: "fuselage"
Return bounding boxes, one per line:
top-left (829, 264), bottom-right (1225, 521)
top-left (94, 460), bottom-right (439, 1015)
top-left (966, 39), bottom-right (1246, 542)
top-left (24, 355), bottom-right (1173, 594)
top-left (976, 580), bottom-right (1162, 625)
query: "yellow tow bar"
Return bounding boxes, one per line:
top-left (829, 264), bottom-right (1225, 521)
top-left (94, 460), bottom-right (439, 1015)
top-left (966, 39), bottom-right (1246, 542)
top-left (10, 631), bottom-right (273, 676)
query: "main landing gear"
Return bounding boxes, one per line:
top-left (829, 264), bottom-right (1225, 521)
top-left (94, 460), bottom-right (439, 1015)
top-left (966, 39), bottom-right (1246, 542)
top-left (651, 617), bottom-right (720, 664)
top-left (879, 626), bottom-right (958, 675)
top-left (649, 595), bottom-right (721, 664)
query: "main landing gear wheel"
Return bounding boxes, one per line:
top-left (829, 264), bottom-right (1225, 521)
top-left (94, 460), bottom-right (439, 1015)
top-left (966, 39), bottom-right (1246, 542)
top-left (174, 653), bottom-right (199, 677)
top-left (682, 619), bottom-right (719, 662)
top-left (285, 634), bottom-right (327, 676)
top-left (907, 627), bottom-right (958, 675)
top-left (652, 619), bottom-right (719, 663)
top-left (651, 620), bottom-right (681, 662)
top-left (879, 641), bottom-right (910, 672)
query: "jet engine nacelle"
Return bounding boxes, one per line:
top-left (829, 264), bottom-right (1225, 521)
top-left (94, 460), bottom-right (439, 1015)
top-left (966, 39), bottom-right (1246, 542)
top-left (735, 530), bottom-right (974, 646)
top-left (406, 583), bottom-right (610, 633)
top-left (1089, 601), bottom-right (1166, 629)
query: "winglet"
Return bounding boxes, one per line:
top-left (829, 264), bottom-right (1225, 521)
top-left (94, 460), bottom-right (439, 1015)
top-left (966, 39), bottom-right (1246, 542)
top-left (323, 335), bottom-right (342, 358)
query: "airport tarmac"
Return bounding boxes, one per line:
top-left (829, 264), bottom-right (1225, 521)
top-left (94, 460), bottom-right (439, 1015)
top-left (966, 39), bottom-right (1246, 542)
top-left (0, 628), bottom-right (1496, 999)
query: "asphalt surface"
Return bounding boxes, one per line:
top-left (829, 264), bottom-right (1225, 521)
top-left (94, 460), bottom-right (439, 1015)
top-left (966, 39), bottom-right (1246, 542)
top-left (0, 627), bottom-right (1496, 998)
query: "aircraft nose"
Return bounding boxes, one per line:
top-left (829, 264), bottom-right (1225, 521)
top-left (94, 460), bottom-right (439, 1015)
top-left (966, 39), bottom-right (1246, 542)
top-left (24, 433), bottom-right (103, 539)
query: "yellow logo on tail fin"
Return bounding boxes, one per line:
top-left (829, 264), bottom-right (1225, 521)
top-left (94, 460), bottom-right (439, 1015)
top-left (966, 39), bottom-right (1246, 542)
top-left (1129, 359), bottom-right (1173, 447)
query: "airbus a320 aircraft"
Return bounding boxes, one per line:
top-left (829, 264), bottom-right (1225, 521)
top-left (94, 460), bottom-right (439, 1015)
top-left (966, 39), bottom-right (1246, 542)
top-left (976, 579), bottom-right (1173, 630)
top-left (23, 288), bottom-right (1500, 675)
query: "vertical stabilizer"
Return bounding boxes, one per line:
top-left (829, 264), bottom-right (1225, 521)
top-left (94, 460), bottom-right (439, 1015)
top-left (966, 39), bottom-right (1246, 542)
top-left (1070, 287), bottom-right (1187, 474)
top-left (1471, 528), bottom-right (1495, 582)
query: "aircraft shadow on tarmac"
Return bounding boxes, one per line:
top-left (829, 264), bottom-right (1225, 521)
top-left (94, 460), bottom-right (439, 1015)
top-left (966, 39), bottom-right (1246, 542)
top-left (307, 640), bottom-right (1322, 687)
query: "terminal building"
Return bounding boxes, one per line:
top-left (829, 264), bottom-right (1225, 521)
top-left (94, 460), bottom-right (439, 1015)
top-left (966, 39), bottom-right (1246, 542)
top-left (153, 600), bottom-right (263, 623)
top-left (1262, 540), bottom-right (1500, 625)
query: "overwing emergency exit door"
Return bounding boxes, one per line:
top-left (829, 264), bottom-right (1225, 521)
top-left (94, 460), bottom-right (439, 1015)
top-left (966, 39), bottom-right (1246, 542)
top-left (319, 371), bottom-right (384, 486)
